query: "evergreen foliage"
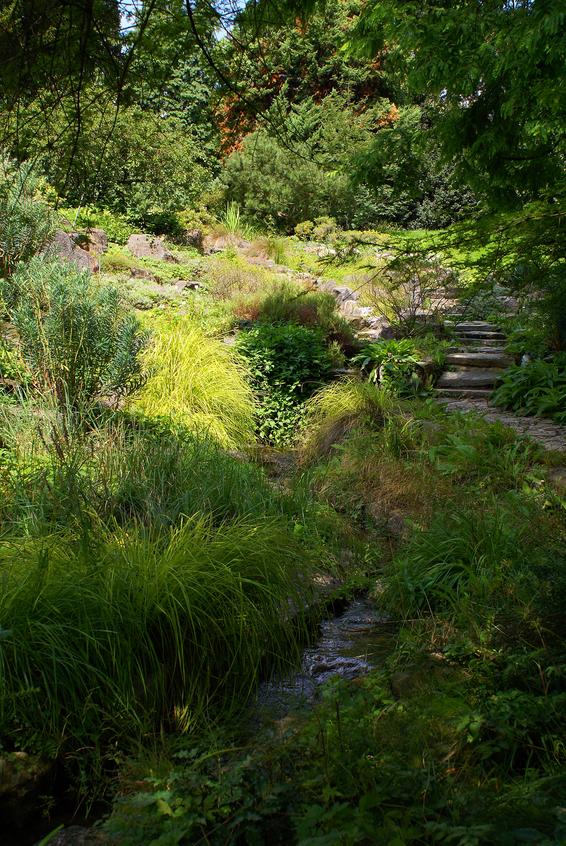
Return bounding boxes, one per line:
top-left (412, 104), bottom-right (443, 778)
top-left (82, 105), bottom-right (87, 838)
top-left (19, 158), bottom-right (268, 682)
top-left (2, 258), bottom-right (149, 412)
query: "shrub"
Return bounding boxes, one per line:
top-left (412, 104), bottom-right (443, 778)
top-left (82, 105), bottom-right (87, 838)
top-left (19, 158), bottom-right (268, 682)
top-left (220, 95), bottom-right (377, 231)
top-left (2, 258), bottom-right (149, 412)
top-left (383, 507), bottom-right (533, 616)
top-left (133, 317), bottom-right (256, 448)
top-left (59, 205), bottom-right (135, 245)
top-left (294, 220), bottom-right (315, 240)
top-left (257, 283), bottom-right (355, 347)
top-left (352, 339), bottom-right (425, 396)
top-left (492, 354), bottom-right (566, 423)
top-left (301, 379), bottom-right (392, 463)
top-left (362, 253), bottom-right (455, 335)
top-left (0, 158), bottom-right (56, 276)
top-left (236, 324), bottom-right (334, 445)
top-left (312, 216), bottom-right (337, 242)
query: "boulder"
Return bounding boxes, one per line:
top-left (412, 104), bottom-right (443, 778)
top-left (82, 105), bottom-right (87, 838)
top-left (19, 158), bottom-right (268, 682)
top-left (202, 233), bottom-right (250, 254)
top-left (130, 267), bottom-right (159, 282)
top-left (84, 227), bottom-right (108, 255)
top-left (43, 230), bottom-right (99, 272)
top-left (356, 319), bottom-right (397, 342)
top-left (184, 228), bottom-right (204, 252)
top-left (319, 282), bottom-right (359, 303)
top-left (174, 279), bottom-right (202, 292)
top-left (126, 234), bottom-right (177, 262)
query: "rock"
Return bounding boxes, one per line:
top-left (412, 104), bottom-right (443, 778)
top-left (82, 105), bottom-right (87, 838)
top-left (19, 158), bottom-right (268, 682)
top-left (320, 282), bottom-right (358, 303)
top-left (357, 318), bottom-right (397, 342)
top-left (43, 230), bottom-right (99, 272)
top-left (436, 368), bottom-right (504, 389)
top-left (183, 228), bottom-right (204, 252)
top-left (46, 826), bottom-right (108, 846)
top-left (85, 227), bottom-right (108, 254)
top-left (130, 267), bottom-right (159, 282)
top-left (127, 234), bottom-right (177, 262)
top-left (174, 279), bottom-right (202, 292)
top-left (445, 351), bottom-right (514, 369)
top-left (202, 234), bottom-right (250, 254)
top-left (71, 227), bottom-right (108, 255)
top-left (303, 242), bottom-right (336, 258)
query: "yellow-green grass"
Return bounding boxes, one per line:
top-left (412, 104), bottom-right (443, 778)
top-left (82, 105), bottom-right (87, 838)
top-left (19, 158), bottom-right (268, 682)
top-left (132, 316), bottom-right (256, 448)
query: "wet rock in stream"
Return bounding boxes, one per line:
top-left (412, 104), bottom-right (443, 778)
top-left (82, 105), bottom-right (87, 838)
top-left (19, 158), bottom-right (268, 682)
top-left (257, 598), bottom-right (394, 718)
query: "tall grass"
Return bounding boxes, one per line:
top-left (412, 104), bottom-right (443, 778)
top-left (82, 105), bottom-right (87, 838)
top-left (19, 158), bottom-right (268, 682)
top-left (223, 202), bottom-right (255, 240)
top-left (132, 317), bottom-right (256, 448)
top-left (0, 516), bottom-right (315, 768)
top-left (300, 379), bottom-right (395, 463)
top-left (0, 412), bottom-right (290, 535)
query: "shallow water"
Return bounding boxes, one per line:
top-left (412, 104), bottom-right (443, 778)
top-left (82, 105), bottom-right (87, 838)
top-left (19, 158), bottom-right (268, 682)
top-left (257, 597), bottom-right (395, 717)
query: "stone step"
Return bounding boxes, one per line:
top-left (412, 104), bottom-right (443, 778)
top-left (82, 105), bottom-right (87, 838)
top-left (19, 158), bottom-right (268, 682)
top-left (445, 351), bottom-right (513, 369)
top-left (455, 330), bottom-right (506, 341)
top-left (434, 387), bottom-right (493, 399)
top-left (436, 368), bottom-right (504, 389)
top-left (450, 343), bottom-right (508, 353)
top-left (454, 321), bottom-right (501, 333)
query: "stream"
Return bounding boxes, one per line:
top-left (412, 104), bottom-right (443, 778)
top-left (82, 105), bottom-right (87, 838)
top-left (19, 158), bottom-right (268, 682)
top-left (8, 598), bottom-right (394, 846)
top-left (256, 597), bottom-right (396, 719)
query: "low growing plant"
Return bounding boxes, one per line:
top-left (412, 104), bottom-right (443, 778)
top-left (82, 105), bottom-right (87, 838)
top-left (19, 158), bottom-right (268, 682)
top-left (0, 158), bottom-right (56, 276)
top-left (237, 324), bottom-right (334, 446)
top-left (133, 316), bottom-right (256, 448)
top-left (492, 355), bottom-right (566, 423)
top-left (352, 339), bottom-right (425, 396)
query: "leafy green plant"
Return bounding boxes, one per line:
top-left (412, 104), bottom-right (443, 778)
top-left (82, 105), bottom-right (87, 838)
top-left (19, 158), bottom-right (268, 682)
top-left (2, 258), bottom-right (149, 413)
top-left (59, 205), bottom-right (135, 244)
top-left (352, 339), bottom-right (424, 396)
top-left (0, 158), bottom-right (56, 276)
top-left (294, 220), bottom-right (315, 240)
top-left (257, 283), bottom-right (355, 347)
top-left (301, 378), bottom-right (393, 463)
top-left (492, 355), bottom-right (566, 423)
top-left (237, 324), bottom-right (334, 445)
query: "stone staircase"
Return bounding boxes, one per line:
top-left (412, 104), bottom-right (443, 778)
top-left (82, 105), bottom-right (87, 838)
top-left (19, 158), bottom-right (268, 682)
top-left (435, 321), bottom-right (513, 400)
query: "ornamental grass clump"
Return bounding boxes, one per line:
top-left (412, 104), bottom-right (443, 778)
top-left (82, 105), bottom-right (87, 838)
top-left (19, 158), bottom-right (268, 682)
top-left (133, 317), bottom-right (256, 448)
top-left (0, 516), bottom-right (315, 768)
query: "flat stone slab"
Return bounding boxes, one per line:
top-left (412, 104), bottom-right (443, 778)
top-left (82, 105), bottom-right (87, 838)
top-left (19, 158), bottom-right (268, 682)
top-left (434, 387), bottom-right (493, 399)
top-left (445, 351), bottom-right (513, 368)
top-left (454, 321), bottom-right (501, 332)
top-left (455, 330), bottom-right (506, 341)
top-left (437, 368), bottom-right (504, 388)
top-left (437, 399), bottom-right (566, 452)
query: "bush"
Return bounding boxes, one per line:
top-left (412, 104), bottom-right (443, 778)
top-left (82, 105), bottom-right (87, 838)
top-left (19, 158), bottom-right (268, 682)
top-left (294, 220), bottom-right (315, 240)
top-left (2, 258), bottom-right (149, 412)
top-left (237, 324), bottom-right (334, 445)
top-left (352, 339), bottom-right (425, 396)
top-left (492, 355), bottom-right (566, 424)
top-left (133, 316), bottom-right (256, 448)
top-left (257, 283), bottom-right (355, 348)
top-left (220, 95), bottom-right (378, 232)
top-left (0, 158), bottom-right (56, 276)
top-left (59, 205), bottom-right (135, 245)
top-left (301, 379), bottom-right (392, 463)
